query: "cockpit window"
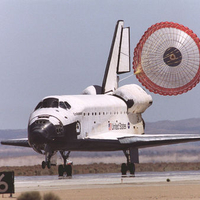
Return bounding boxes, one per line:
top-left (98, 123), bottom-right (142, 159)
top-left (59, 101), bottom-right (71, 110)
top-left (35, 98), bottom-right (71, 111)
top-left (43, 98), bottom-right (58, 108)
top-left (34, 98), bottom-right (59, 110)
top-left (59, 102), bottom-right (66, 109)
top-left (35, 101), bottom-right (42, 110)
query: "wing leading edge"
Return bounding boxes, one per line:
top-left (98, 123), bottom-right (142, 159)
top-left (118, 134), bottom-right (200, 148)
top-left (1, 138), bottom-right (30, 147)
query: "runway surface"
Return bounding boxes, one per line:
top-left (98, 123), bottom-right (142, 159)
top-left (15, 170), bottom-right (200, 193)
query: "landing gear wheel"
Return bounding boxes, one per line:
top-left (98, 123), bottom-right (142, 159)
top-left (121, 163), bottom-right (127, 176)
top-left (42, 161), bottom-right (46, 169)
top-left (122, 149), bottom-right (137, 177)
top-left (58, 164), bottom-right (72, 178)
top-left (59, 151), bottom-right (73, 178)
top-left (129, 163), bottom-right (135, 176)
top-left (66, 165), bottom-right (72, 177)
top-left (58, 165), bottom-right (64, 177)
top-left (47, 161), bottom-right (51, 169)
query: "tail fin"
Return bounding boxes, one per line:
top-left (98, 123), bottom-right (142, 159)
top-left (102, 20), bottom-right (130, 94)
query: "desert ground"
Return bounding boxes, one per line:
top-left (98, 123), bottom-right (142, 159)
top-left (1, 180), bottom-right (200, 200)
top-left (0, 163), bottom-right (200, 199)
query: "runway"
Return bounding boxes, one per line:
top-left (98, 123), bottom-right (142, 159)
top-left (15, 170), bottom-right (200, 193)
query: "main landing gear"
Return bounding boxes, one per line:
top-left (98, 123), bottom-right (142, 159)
top-left (121, 149), bottom-right (135, 177)
top-left (58, 151), bottom-right (72, 178)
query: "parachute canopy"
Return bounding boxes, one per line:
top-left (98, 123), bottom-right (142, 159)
top-left (133, 22), bottom-right (200, 96)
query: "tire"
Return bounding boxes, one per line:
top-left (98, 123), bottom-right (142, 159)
top-left (42, 161), bottom-right (46, 169)
top-left (66, 165), bottom-right (72, 176)
top-left (58, 165), bottom-right (64, 177)
top-left (47, 161), bottom-right (51, 169)
top-left (129, 163), bottom-right (135, 175)
top-left (121, 163), bottom-right (127, 175)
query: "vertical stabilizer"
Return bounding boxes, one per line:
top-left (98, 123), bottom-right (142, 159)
top-left (102, 21), bottom-right (130, 94)
top-left (118, 27), bottom-right (130, 74)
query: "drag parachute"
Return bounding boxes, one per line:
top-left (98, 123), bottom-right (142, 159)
top-left (133, 22), bottom-right (200, 96)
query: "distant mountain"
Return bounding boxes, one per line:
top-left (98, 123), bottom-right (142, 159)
top-left (145, 118), bottom-right (200, 134)
top-left (0, 129), bottom-right (26, 141)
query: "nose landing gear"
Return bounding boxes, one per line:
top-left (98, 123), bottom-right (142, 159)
top-left (41, 145), bottom-right (55, 169)
top-left (42, 160), bottom-right (51, 169)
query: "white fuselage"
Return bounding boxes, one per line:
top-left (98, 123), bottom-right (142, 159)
top-left (28, 84), bottom-right (153, 145)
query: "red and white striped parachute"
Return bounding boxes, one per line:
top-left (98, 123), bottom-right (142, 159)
top-left (133, 22), bottom-right (200, 96)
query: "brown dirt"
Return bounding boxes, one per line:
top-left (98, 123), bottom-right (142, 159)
top-left (1, 162), bottom-right (200, 176)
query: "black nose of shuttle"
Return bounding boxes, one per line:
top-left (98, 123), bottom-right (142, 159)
top-left (28, 120), bottom-right (57, 145)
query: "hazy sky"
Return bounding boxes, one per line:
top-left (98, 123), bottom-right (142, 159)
top-left (0, 0), bottom-right (200, 129)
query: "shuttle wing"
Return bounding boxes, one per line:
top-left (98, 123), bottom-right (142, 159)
top-left (2, 134), bottom-right (200, 150)
top-left (102, 20), bottom-right (130, 94)
top-left (118, 134), bottom-right (200, 148)
top-left (1, 138), bottom-right (30, 147)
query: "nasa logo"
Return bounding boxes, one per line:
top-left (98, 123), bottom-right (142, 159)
top-left (108, 121), bottom-right (126, 130)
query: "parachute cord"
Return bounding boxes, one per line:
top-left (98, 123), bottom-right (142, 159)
top-left (119, 74), bottom-right (134, 82)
